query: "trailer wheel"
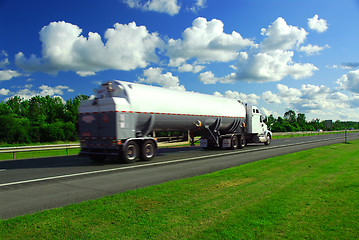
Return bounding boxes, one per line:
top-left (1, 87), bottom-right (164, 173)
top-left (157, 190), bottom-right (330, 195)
top-left (122, 141), bottom-right (139, 163)
top-left (230, 135), bottom-right (239, 150)
top-left (264, 133), bottom-right (271, 145)
top-left (140, 140), bottom-right (156, 161)
top-left (238, 135), bottom-right (246, 149)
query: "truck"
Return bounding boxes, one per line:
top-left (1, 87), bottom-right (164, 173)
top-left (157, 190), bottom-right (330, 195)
top-left (79, 80), bottom-right (272, 163)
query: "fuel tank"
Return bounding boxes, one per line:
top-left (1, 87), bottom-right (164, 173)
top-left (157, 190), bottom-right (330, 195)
top-left (79, 80), bottom-right (246, 140)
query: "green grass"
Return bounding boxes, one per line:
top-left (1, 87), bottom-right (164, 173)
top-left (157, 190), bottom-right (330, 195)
top-left (1, 140), bottom-right (359, 239)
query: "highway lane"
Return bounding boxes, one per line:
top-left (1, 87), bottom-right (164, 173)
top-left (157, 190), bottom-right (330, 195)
top-left (0, 132), bottom-right (358, 219)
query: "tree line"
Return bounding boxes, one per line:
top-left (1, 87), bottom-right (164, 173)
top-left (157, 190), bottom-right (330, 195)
top-left (265, 110), bottom-right (358, 132)
top-left (0, 96), bottom-right (358, 145)
top-left (0, 95), bottom-right (89, 144)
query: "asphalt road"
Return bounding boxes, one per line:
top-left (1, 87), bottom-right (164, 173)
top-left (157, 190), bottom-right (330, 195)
top-left (1, 132), bottom-right (358, 219)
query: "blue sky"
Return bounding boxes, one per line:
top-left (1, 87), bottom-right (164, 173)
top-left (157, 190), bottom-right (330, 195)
top-left (1, 0), bottom-right (359, 121)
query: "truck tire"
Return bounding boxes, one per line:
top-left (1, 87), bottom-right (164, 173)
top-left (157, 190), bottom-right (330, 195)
top-left (140, 140), bottom-right (156, 161)
top-left (264, 133), bottom-right (271, 145)
top-left (122, 141), bottom-right (139, 163)
top-left (230, 135), bottom-right (238, 150)
top-left (238, 135), bottom-right (246, 149)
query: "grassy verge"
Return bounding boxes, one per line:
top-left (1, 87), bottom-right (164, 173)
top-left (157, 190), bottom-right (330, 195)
top-left (1, 140), bottom-right (359, 239)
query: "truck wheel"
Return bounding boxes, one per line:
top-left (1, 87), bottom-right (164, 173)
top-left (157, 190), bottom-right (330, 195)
top-left (122, 141), bottom-right (139, 163)
top-left (264, 134), bottom-right (271, 145)
top-left (140, 140), bottom-right (156, 161)
top-left (238, 135), bottom-right (246, 149)
top-left (230, 136), bottom-right (238, 150)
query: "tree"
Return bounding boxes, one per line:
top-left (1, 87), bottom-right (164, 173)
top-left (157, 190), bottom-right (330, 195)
top-left (284, 110), bottom-right (296, 123)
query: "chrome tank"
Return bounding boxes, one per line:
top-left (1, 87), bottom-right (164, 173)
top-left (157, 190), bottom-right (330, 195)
top-left (79, 80), bottom-right (246, 140)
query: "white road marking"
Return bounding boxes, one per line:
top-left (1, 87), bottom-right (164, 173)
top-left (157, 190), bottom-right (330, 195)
top-left (0, 136), bottom-right (344, 188)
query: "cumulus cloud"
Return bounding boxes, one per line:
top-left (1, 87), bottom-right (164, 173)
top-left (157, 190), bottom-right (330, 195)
top-left (189, 0), bottom-right (206, 12)
top-left (340, 62), bottom-right (359, 70)
top-left (308, 15), bottom-right (328, 33)
top-left (38, 85), bottom-right (74, 96)
top-left (236, 17), bottom-right (318, 83)
top-left (15, 21), bottom-right (164, 75)
top-left (6, 85), bottom-right (74, 101)
top-left (139, 67), bottom-right (185, 90)
top-left (299, 44), bottom-right (330, 56)
top-left (167, 17), bottom-right (253, 66)
top-left (177, 63), bottom-right (204, 73)
top-left (199, 71), bottom-right (236, 84)
top-left (0, 50), bottom-right (10, 68)
top-left (237, 50), bottom-right (318, 82)
top-left (0, 88), bottom-right (12, 95)
top-left (0, 70), bottom-right (22, 81)
top-left (261, 83), bottom-right (352, 115)
top-left (337, 69), bottom-right (359, 93)
top-left (124, 0), bottom-right (180, 15)
top-left (262, 90), bottom-right (281, 104)
top-left (214, 90), bottom-right (260, 105)
top-left (76, 71), bottom-right (96, 77)
top-left (261, 17), bottom-right (307, 51)
top-left (260, 107), bottom-right (278, 117)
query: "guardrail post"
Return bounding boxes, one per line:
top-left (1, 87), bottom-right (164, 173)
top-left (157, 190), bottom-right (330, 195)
top-left (13, 150), bottom-right (16, 160)
top-left (66, 145), bottom-right (69, 155)
top-left (345, 129), bottom-right (347, 143)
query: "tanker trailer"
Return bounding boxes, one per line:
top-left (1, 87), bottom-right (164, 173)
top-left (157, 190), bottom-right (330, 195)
top-left (79, 80), bottom-right (272, 163)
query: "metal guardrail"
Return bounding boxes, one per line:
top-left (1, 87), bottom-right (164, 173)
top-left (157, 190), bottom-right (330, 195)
top-left (0, 136), bottom-right (188, 160)
top-left (0, 144), bottom-right (80, 159)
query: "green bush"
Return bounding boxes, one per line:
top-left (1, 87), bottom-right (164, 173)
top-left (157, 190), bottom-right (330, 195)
top-left (0, 115), bottom-right (31, 144)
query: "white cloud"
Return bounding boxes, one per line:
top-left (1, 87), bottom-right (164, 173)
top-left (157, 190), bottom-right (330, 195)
top-left (6, 85), bottom-right (74, 101)
top-left (276, 83), bottom-right (302, 103)
top-left (215, 90), bottom-right (260, 105)
top-left (237, 50), bottom-right (318, 82)
top-left (124, 0), bottom-right (180, 15)
top-left (0, 88), bottom-right (11, 95)
top-left (199, 71), bottom-right (236, 84)
top-left (167, 17), bottom-right (253, 66)
top-left (0, 70), bottom-right (21, 81)
top-left (177, 63), bottom-right (204, 73)
top-left (189, 0), bottom-right (206, 12)
top-left (271, 83), bottom-right (351, 114)
top-left (15, 21), bottom-right (164, 74)
top-left (139, 67), bottom-right (185, 90)
top-left (340, 62), bottom-right (359, 70)
top-left (262, 90), bottom-right (281, 104)
top-left (260, 107), bottom-right (278, 117)
top-left (336, 69), bottom-right (359, 93)
top-left (299, 44), bottom-right (329, 56)
top-left (236, 17), bottom-right (318, 83)
top-left (76, 71), bottom-right (96, 77)
top-left (261, 17), bottom-right (307, 51)
top-left (38, 85), bottom-right (74, 96)
top-left (0, 50), bottom-right (10, 68)
top-left (308, 15), bottom-right (328, 33)
top-left (349, 94), bottom-right (359, 108)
